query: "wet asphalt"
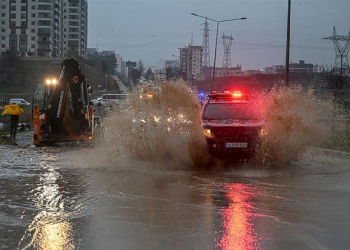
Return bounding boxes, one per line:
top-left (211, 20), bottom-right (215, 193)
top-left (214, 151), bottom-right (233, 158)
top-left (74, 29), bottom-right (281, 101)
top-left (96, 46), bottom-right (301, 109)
top-left (1, 132), bottom-right (350, 249)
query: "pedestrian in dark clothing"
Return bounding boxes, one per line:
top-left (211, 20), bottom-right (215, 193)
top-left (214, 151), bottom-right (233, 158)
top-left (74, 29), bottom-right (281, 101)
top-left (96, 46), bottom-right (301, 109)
top-left (10, 114), bottom-right (19, 139)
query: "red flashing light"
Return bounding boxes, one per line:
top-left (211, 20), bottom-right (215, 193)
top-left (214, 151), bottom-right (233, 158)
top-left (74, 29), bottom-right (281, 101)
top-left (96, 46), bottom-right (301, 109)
top-left (232, 91), bottom-right (242, 99)
top-left (223, 90), bottom-right (230, 94)
top-left (210, 90), bottom-right (218, 94)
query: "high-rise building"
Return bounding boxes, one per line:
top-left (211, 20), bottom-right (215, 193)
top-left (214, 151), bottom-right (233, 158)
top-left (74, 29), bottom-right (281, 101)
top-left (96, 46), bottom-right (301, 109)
top-left (179, 45), bottom-right (203, 81)
top-left (0, 0), bottom-right (87, 58)
top-left (86, 48), bottom-right (98, 59)
top-left (62, 0), bottom-right (88, 58)
top-left (115, 54), bottom-right (123, 74)
top-left (36, 0), bottom-right (61, 57)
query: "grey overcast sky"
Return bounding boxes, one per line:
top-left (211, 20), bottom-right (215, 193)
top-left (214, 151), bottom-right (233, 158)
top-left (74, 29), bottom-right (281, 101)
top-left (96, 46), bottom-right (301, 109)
top-left (88, 0), bottom-right (350, 70)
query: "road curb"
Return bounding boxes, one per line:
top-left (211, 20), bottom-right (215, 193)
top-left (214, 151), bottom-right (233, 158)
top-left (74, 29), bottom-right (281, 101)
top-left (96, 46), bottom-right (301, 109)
top-left (311, 147), bottom-right (350, 160)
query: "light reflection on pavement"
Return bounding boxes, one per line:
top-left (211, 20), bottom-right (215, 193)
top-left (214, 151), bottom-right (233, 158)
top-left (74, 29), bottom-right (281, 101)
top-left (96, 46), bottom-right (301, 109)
top-left (18, 159), bottom-right (75, 250)
top-left (217, 183), bottom-right (261, 250)
top-left (1, 141), bottom-right (350, 249)
top-left (0, 141), bottom-right (92, 250)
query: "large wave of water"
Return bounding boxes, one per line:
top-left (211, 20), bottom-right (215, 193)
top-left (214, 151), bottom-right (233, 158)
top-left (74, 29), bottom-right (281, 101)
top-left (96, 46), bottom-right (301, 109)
top-left (81, 80), bottom-right (209, 169)
top-left (253, 85), bottom-right (345, 167)
top-left (77, 81), bottom-right (345, 169)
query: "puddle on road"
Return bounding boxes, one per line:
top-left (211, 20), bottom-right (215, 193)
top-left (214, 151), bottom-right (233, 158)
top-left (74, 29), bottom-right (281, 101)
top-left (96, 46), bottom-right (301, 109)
top-left (1, 90), bottom-right (349, 250)
top-left (0, 146), bottom-right (92, 250)
top-left (1, 82), bottom-right (348, 250)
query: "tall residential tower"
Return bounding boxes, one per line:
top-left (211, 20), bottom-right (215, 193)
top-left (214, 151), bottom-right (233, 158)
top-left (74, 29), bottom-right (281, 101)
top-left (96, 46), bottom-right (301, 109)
top-left (179, 45), bottom-right (203, 82)
top-left (0, 0), bottom-right (87, 58)
top-left (62, 0), bottom-right (87, 58)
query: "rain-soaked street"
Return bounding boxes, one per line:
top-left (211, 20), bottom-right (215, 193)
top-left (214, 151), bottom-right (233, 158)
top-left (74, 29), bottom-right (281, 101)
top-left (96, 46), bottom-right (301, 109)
top-left (1, 132), bottom-right (350, 250)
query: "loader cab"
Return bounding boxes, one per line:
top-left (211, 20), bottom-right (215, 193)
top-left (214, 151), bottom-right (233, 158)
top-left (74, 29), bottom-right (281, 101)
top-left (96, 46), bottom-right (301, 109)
top-left (32, 78), bottom-right (57, 110)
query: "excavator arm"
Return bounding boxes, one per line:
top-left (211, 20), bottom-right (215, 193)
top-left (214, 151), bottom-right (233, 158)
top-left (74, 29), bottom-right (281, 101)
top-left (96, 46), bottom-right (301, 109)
top-left (33, 58), bottom-right (93, 145)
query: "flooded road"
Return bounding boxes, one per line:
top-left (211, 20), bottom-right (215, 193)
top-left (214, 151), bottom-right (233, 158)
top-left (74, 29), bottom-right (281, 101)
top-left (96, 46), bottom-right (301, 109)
top-left (1, 134), bottom-right (350, 249)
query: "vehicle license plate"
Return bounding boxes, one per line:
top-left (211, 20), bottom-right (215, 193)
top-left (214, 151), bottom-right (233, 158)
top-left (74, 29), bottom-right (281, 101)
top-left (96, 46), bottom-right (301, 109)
top-left (225, 142), bottom-right (248, 148)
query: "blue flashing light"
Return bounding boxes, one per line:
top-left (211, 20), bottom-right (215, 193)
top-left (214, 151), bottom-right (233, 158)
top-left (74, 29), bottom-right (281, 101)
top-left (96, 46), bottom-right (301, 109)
top-left (200, 92), bottom-right (205, 96)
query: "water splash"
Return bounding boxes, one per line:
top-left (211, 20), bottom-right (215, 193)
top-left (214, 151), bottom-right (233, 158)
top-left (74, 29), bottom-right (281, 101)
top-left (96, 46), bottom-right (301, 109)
top-left (88, 80), bottom-right (209, 169)
top-left (253, 85), bottom-right (344, 167)
top-left (79, 82), bottom-right (345, 169)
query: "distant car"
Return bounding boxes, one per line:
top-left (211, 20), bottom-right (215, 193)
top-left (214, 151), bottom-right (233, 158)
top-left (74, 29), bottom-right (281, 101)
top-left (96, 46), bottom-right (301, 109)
top-left (9, 98), bottom-right (30, 106)
top-left (91, 97), bottom-right (107, 105)
top-left (18, 123), bottom-right (31, 131)
top-left (101, 93), bottom-right (127, 105)
top-left (200, 90), bottom-right (266, 159)
top-left (90, 99), bottom-right (98, 105)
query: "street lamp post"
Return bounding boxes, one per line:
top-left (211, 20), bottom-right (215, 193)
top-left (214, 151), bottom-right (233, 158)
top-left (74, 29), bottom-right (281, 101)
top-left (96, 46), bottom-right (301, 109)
top-left (105, 74), bottom-right (108, 92)
top-left (191, 13), bottom-right (246, 90)
top-left (172, 55), bottom-right (180, 78)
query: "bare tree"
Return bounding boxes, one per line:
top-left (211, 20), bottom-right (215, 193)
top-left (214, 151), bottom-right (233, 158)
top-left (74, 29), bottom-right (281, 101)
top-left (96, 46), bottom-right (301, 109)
top-left (324, 66), bottom-right (349, 127)
top-left (166, 66), bottom-right (180, 80)
top-left (145, 67), bottom-right (155, 81)
top-left (328, 69), bottom-right (348, 105)
top-left (137, 60), bottom-right (144, 77)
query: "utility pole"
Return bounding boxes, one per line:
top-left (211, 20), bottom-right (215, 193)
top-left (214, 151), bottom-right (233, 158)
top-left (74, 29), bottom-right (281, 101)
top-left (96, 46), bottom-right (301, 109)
top-left (189, 47), bottom-right (193, 83)
top-left (212, 22), bottom-right (219, 89)
top-left (285, 0), bottom-right (291, 86)
top-left (105, 74), bottom-right (108, 92)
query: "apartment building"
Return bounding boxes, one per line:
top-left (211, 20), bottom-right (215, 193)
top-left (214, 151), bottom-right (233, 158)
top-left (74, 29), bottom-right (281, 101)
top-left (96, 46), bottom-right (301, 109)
top-left (212, 65), bottom-right (244, 77)
top-left (289, 60), bottom-right (314, 73)
top-left (86, 47), bottom-right (98, 59)
top-left (0, 0), bottom-right (87, 58)
top-left (62, 0), bottom-right (87, 58)
top-left (115, 53), bottom-right (123, 74)
top-left (155, 69), bottom-right (166, 81)
top-left (179, 45), bottom-right (203, 81)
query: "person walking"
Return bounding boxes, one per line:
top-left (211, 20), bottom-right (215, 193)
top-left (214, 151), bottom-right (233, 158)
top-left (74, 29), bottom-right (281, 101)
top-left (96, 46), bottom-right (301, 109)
top-left (1, 103), bottom-right (23, 140)
top-left (10, 114), bottom-right (19, 139)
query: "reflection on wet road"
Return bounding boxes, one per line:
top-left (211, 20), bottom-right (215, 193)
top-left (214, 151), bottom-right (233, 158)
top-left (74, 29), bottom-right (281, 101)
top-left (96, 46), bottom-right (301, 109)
top-left (18, 155), bottom-right (75, 250)
top-left (217, 183), bottom-right (261, 250)
top-left (1, 145), bottom-right (350, 249)
top-left (0, 145), bottom-right (93, 249)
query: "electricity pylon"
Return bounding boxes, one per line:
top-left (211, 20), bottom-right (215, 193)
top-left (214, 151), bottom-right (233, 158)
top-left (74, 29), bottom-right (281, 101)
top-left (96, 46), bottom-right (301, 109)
top-left (323, 26), bottom-right (350, 76)
top-left (221, 34), bottom-right (234, 68)
top-left (202, 17), bottom-right (210, 68)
